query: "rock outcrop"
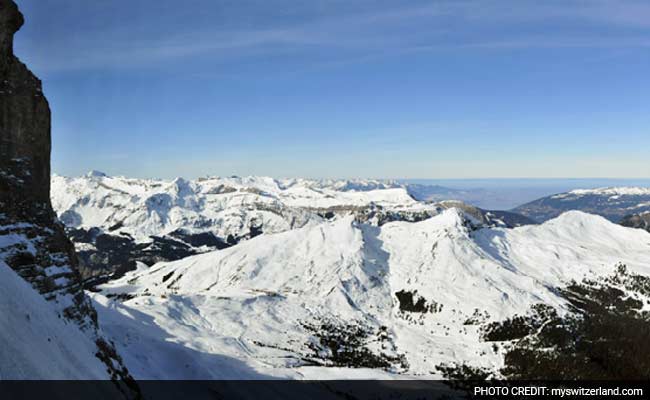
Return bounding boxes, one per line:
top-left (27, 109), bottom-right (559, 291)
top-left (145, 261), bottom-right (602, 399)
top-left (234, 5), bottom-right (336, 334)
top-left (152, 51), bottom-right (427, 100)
top-left (620, 212), bottom-right (650, 232)
top-left (0, 0), bottom-right (138, 393)
top-left (0, 0), bottom-right (51, 219)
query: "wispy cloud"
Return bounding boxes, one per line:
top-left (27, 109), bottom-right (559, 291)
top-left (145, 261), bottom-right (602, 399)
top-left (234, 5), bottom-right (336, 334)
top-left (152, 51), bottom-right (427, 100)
top-left (17, 0), bottom-right (650, 73)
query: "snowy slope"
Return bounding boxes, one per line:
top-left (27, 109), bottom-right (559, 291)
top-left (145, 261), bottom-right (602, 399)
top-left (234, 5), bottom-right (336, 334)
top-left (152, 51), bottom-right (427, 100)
top-left (52, 173), bottom-right (537, 286)
top-left (0, 261), bottom-right (109, 379)
top-left (52, 173), bottom-right (534, 243)
top-left (51, 173), bottom-right (426, 242)
top-left (94, 209), bottom-right (650, 379)
top-left (52, 174), bottom-right (313, 242)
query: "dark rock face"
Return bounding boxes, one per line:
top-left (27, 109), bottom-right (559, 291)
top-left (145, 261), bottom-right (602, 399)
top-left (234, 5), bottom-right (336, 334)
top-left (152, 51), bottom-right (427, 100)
top-left (0, 0), bottom-right (51, 221)
top-left (620, 212), bottom-right (650, 232)
top-left (318, 202), bottom-right (535, 229)
top-left (0, 0), bottom-right (87, 321)
top-left (68, 226), bottom-right (249, 289)
top-left (394, 290), bottom-right (441, 313)
top-left (0, 0), bottom-right (138, 392)
top-left (72, 227), bottom-right (235, 289)
top-left (435, 201), bottom-right (536, 228)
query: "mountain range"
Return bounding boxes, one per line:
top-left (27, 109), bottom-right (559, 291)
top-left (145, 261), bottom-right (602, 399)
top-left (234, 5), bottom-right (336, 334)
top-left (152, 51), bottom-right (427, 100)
top-left (93, 208), bottom-right (650, 379)
top-left (49, 172), bottom-right (650, 379)
top-left (2, 0), bottom-right (650, 391)
top-left (513, 187), bottom-right (650, 224)
top-left (51, 172), bottom-right (534, 286)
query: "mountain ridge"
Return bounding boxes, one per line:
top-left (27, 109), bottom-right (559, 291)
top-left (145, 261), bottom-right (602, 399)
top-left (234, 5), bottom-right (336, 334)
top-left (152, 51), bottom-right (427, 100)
top-left (51, 172), bottom-right (534, 286)
top-left (94, 208), bottom-right (650, 379)
top-left (512, 186), bottom-right (650, 223)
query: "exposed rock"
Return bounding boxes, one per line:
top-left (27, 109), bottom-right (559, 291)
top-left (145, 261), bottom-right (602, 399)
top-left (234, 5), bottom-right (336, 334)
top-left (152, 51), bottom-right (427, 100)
top-left (314, 201), bottom-right (534, 228)
top-left (67, 197), bottom-right (533, 289)
top-left (0, 0), bottom-right (138, 393)
top-left (438, 264), bottom-right (650, 380)
top-left (435, 200), bottom-right (535, 228)
top-left (71, 226), bottom-right (237, 289)
top-left (0, 0), bottom-right (51, 220)
top-left (620, 212), bottom-right (650, 232)
top-left (394, 290), bottom-right (441, 313)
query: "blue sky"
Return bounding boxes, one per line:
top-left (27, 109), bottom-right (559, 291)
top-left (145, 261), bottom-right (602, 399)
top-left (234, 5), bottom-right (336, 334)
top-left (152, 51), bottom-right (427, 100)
top-left (13, 0), bottom-right (650, 179)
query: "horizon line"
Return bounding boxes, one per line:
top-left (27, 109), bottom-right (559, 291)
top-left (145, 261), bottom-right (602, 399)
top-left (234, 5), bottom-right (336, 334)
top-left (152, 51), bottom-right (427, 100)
top-left (51, 171), bottom-right (650, 182)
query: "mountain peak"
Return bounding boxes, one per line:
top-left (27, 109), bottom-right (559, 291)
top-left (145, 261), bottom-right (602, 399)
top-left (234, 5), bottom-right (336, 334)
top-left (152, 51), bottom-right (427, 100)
top-left (0, 0), bottom-right (23, 58)
top-left (86, 170), bottom-right (107, 178)
top-left (549, 210), bottom-right (609, 225)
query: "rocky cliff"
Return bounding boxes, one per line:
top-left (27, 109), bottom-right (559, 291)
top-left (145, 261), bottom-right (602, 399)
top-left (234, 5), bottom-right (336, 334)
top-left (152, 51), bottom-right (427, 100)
top-left (0, 0), bottom-right (51, 218)
top-left (620, 212), bottom-right (650, 232)
top-left (0, 0), bottom-right (138, 393)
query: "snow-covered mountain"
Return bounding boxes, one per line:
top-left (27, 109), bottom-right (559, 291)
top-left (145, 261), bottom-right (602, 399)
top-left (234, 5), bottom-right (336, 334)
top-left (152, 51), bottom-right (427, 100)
top-left (94, 209), bottom-right (650, 379)
top-left (52, 173), bottom-right (424, 241)
top-left (51, 173), bottom-right (533, 285)
top-left (11, 0), bottom-right (649, 386)
top-left (513, 187), bottom-right (650, 223)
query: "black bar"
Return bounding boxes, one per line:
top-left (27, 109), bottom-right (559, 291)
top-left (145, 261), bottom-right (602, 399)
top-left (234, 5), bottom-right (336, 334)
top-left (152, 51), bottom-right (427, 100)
top-left (0, 380), bottom-right (648, 400)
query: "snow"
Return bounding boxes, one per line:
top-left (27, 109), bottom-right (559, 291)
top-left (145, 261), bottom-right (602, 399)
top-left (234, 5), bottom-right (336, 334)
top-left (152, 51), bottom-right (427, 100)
top-left (554, 187), bottom-right (650, 198)
top-left (51, 173), bottom-right (430, 242)
top-left (43, 172), bottom-right (650, 379)
top-left (0, 261), bottom-right (109, 379)
top-left (630, 202), bottom-right (650, 209)
top-left (94, 209), bottom-right (650, 379)
top-left (0, 232), bottom-right (36, 256)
